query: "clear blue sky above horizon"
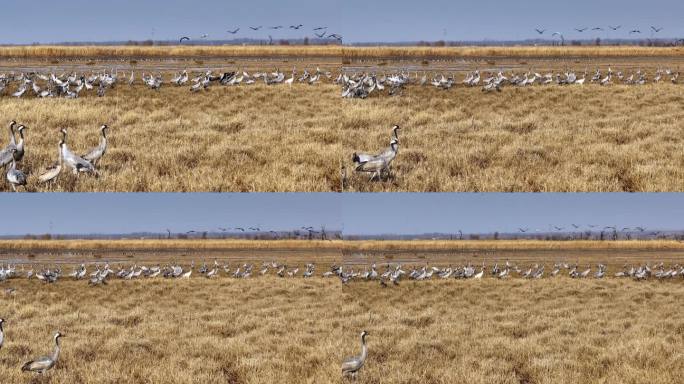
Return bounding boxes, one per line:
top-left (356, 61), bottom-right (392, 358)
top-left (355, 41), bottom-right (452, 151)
top-left (0, 194), bottom-right (341, 235)
top-left (0, 1), bottom-right (680, 44)
top-left (342, 193), bottom-right (684, 235)
top-left (1, 193), bottom-right (683, 236)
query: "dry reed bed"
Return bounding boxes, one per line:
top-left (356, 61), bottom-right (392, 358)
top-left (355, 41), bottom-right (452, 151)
top-left (0, 239), bottom-right (342, 252)
top-left (342, 278), bottom-right (684, 383)
top-left (4, 240), bottom-right (682, 253)
top-left (0, 46), bottom-right (342, 59)
top-left (0, 278), bottom-right (344, 384)
top-left (342, 46), bottom-right (684, 60)
top-left (1, 45), bottom-right (682, 60)
top-left (342, 240), bottom-right (684, 251)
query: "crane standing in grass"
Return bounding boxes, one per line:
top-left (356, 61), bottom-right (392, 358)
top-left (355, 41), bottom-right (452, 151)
top-left (342, 330), bottom-right (369, 380)
top-left (21, 332), bottom-right (65, 374)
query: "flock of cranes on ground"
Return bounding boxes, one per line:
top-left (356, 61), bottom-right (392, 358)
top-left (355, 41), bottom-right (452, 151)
top-left (5, 64), bottom-right (679, 101)
top-left (341, 67), bottom-right (681, 97)
top-left (0, 121), bottom-right (108, 191)
top-left (339, 261), bottom-right (684, 285)
top-left (0, 261), bottom-right (343, 285)
top-left (0, 67), bottom-right (338, 98)
top-left (4, 256), bottom-right (679, 379)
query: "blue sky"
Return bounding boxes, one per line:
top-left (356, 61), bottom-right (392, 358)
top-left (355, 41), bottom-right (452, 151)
top-left (0, 194), bottom-right (341, 235)
top-left (0, 0), bottom-right (680, 44)
top-left (342, 193), bottom-right (684, 235)
top-left (0, 193), bottom-right (683, 236)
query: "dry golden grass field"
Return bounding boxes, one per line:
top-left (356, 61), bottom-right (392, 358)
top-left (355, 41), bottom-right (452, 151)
top-left (342, 278), bottom-right (684, 384)
top-left (0, 277), bottom-right (344, 384)
top-left (0, 45), bottom-right (680, 60)
top-left (0, 46), bottom-right (683, 191)
top-left (1, 239), bottom-right (684, 382)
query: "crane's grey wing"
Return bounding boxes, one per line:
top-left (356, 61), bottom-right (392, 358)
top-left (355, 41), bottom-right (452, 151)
top-left (352, 152), bottom-right (375, 164)
top-left (0, 147), bottom-right (13, 167)
top-left (38, 165), bottom-right (61, 183)
top-left (355, 157), bottom-right (386, 172)
top-left (21, 356), bottom-right (53, 371)
top-left (82, 148), bottom-right (101, 162)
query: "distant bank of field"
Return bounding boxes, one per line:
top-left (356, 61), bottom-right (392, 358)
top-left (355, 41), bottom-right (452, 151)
top-left (2, 239), bottom-right (682, 252)
top-left (0, 45), bottom-right (682, 60)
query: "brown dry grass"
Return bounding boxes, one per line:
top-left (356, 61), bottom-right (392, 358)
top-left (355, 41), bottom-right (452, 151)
top-left (342, 45), bottom-right (684, 60)
top-left (0, 277), bottom-right (344, 384)
top-left (1, 53), bottom-right (683, 191)
top-left (2, 240), bottom-right (683, 383)
top-left (341, 84), bottom-right (684, 191)
top-left (0, 82), bottom-right (347, 192)
top-left (342, 240), bottom-right (684, 251)
top-left (0, 239), bottom-right (342, 252)
top-left (3, 81), bottom-right (683, 192)
top-left (4, 239), bottom-right (681, 253)
top-left (0, 46), bottom-right (342, 59)
top-left (1, 46), bottom-right (681, 60)
top-left (342, 278), bottom-right (684, 383)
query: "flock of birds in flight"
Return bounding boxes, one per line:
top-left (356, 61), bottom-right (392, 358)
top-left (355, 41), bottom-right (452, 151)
top-left (178, 24), bottom-right (342, 44)
top-left (0, 121), bottom-right (108, 191)
top-left (532, 25), bottom-right (670, 43)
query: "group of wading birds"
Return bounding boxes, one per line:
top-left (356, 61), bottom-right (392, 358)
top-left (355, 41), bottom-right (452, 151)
top-left (0, 121), bottom-right (108, 191)
top-left (341, 66), bottom-right (681, 98)
top-left (1, 257), bottom-right (679, 379)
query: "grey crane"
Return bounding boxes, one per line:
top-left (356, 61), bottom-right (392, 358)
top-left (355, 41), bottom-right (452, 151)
top-left (60, 129), bottom-right (97, 175)
top-left (6, 149), bottom-right (27, 191)
top-left (38, 139), bottom-right (64, 183)
top-left (0, 120), bottom-right (18, 167)
top-left (352, 125), bottom-right (400, 164)
top-left (12, 125), bottom-right (27, 162)
top-left (81, 124), bottom-right (109, 166)
top-left (352, 126), bottom-right (400, 181)
top-left (341, 330), bottom-right (369, 380)
top-left (0, 318), bottom-right (4, 350)
top-left (21, 332), bottom-right (65, 374)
